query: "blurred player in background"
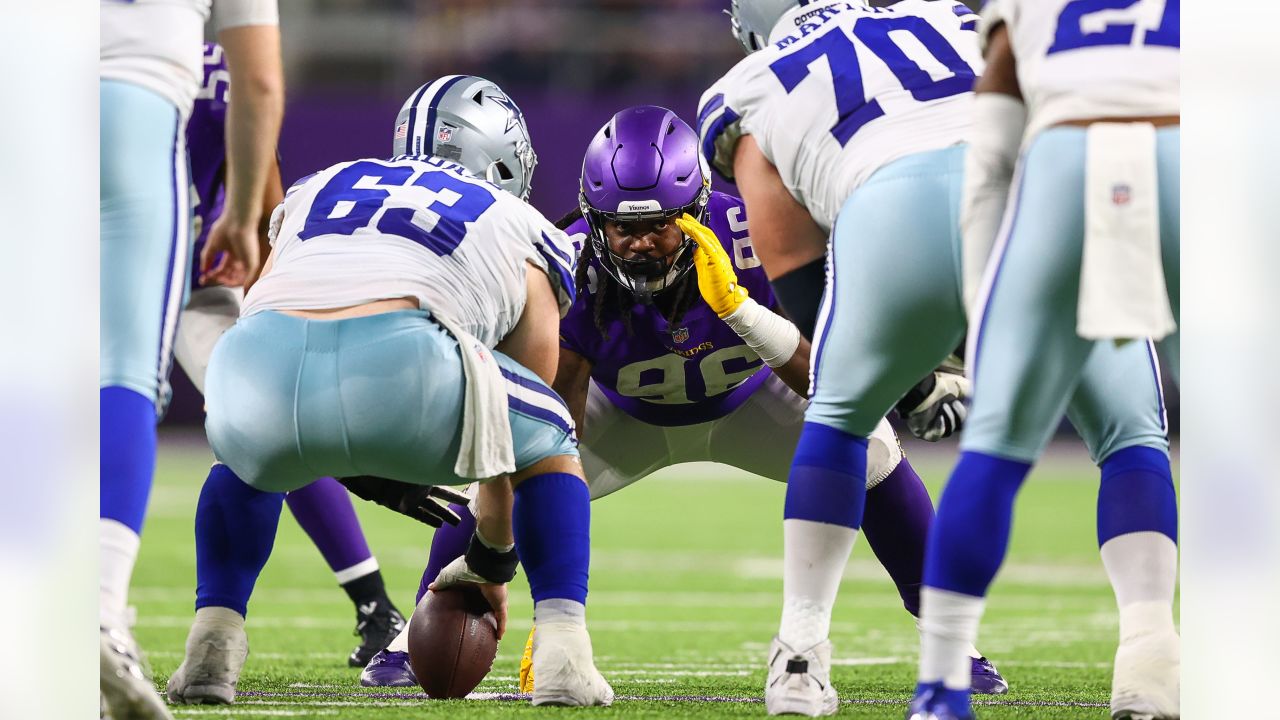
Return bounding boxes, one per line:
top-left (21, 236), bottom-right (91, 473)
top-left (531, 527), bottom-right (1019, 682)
top-left (361, 106), bottom-right (1005, 696)
top-left (101, 1), bottom-right (281, 717)
top-left (166, 75), bottom-right (614, 708)
top-left (915, 2), bottom-right (1180, 719)
top-left (178, 42), bottom-right (406, 670)
top-left (700, 1), bottom-right (1174, 716)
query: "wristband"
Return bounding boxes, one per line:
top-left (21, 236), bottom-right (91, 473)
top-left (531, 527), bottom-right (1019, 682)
top-left (721, 298), bottom-right (802, 368)
top-left (464, 533), bottom-right (519, 584)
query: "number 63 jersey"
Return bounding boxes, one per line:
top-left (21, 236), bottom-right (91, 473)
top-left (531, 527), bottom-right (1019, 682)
top-left (242, 156), bottom-right (577, 348)
top-left (698, 0), bottom-right (982, 232)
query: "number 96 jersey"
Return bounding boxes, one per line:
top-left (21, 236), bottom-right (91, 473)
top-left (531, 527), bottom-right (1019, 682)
top-left (242, 156), bottom-right (576, 349)
top-left (697, 0), bottom-right (982, 232)
top-left (560, 191), bottom-right (779, 427)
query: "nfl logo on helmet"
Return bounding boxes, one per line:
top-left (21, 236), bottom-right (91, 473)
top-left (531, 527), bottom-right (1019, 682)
top-left (437, 125), bottom-right (454, 143)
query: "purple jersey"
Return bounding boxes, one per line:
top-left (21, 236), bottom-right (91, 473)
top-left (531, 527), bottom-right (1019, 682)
top-left (186, 43), bottom-right (229, 289)
top-left (560, 191), bottom-right (779, 427)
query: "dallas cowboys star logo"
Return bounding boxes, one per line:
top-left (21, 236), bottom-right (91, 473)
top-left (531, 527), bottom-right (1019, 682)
top-left (486, 92), bottom-right (524, 134)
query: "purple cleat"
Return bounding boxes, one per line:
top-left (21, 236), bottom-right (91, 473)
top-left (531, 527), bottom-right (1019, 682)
top-left (970, 656), bottom-right (1009, 695)
top-left (359, 650), bottom-right (417, 688)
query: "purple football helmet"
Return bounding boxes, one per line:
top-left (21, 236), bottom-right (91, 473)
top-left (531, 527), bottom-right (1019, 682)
top-left (579, 105), bottom-right (712, 302)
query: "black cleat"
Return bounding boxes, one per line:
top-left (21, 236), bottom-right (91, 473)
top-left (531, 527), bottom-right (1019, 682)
top-left (348, 599), bottom-right (406, 668)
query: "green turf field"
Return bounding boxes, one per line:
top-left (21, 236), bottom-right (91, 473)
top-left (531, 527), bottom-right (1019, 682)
top-left (132, 432), bottom-right (1177, 719)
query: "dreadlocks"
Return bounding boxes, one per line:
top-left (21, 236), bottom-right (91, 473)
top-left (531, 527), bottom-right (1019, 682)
top-left (554, 208), bottom-right (699, 341)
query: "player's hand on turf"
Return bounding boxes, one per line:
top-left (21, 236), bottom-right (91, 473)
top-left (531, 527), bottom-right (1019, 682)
top-left (902, 371), bottom-right (970, 442)
top-left (676, 213), bottom-right (748, 319)
top-left (429, 557), bottom-right (509, 639)
top-left (200, 215), bottom-right (262, 289)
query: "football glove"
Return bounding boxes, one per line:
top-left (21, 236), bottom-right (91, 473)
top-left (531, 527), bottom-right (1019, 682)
top-left (337, 476), bottom-right (469, 528)
top-left (676, 213), bottom-right (748, 319)
top-left (897, 371), bottom-right (970, 442)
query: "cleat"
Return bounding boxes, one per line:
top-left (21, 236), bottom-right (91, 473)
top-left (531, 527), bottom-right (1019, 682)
top-left (518, 625), bottom-right (536, 693)
top-left (905, 685), bottom-right (974, 720)
top-left (100, 625), bottom-right (173, 720)
top-left (349, 599), bottom-right (406, 668)
top-left (166, 607), bottom-right (249, 705)
top-left (969, 656), bottom-right (1009, 695)
top-left (765, 636), bottom-right (839, 716)
top-left (359, 649), bottom-right (418, 688)
top-left (1111, 629), bottom-right (1179, 720)
top-left (529, 621), bottom-right (613, 707)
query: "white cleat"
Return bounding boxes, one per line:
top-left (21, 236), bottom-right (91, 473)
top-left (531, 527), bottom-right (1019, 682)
top-left (1111, 629), bottom-right (1180, 720)
top-left (165, 607), bottom-right (249, 705)
top-left (765, 636), bottom-right (839, 717)
top-left (529, 621), bottom-right (614, 707)
top-left (100, 625), bottom-right (173, 720)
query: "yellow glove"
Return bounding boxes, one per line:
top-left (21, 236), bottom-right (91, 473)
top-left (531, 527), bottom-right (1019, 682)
top-left (676, 213), bottom-right (748, 319)
top-left (518, 625), bottom-right (536, 693)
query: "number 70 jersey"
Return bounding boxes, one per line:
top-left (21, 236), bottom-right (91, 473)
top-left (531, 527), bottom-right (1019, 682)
top-left (698, 0), bottom-right (982, 232)
top-left (243, 156), bottom-right (577, 349)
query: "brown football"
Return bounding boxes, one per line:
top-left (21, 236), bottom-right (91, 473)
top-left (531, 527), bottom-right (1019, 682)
top-left (406, 587), bottom-right (499, 699)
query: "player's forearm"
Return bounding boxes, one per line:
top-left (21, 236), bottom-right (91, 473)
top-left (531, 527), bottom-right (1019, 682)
top-left (961, 26), bottom-right (1025, 313)
top-left (474, 479), bottom-right (515, 549)
top-left (768, 333), bottom-right (812, 397)
top-left (220, 25), bottom-right (284, 229)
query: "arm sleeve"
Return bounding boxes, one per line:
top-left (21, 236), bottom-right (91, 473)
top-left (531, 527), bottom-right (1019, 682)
top-left (528, 216), bottom-right (579, 318)
top-left (213, 0), bottom-right (280, 31)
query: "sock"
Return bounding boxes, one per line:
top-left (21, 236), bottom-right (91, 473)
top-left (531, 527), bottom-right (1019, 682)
top-left (100, 519), bottom-right (140, 628)
top-left (917, 451), bottom-right (1030, 709)
top-left (513, 473), bottom-right (590, 605)
top-left (779, 422), bottom-right (868, 649)
top-left (534, 598), bottom-right (587, 626)
top-left (1096, 445), bottom-right (1178, 636)
top-left (195, 463), bottom-right (285, 616)
top-left (100, 386), bottom-right (157, 535)
top-left (341, 569), bottom-right (390, 610)
top-left (918, 587), bottom-right (986, 694)
top-left (286, 477), bottom-right (376, 579)
top-left (417, 503), bottom-right (475, 604)
top-left (861, 458), bottom-right (935, 618)
top-left (1097, 445), bottom-right (1178, 547)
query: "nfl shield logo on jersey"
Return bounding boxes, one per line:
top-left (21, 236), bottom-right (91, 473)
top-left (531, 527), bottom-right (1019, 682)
top-left (437, 125), bottom-right (454, 143)
top-left (1112, 183), bottom-right (1132, 206)
top-left (671, 327), bottom-right (690, 344)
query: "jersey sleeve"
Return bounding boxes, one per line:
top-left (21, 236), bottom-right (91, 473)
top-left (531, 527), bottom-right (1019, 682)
top-left (523, 209), bottom-right (579, 318)
top-left (212, 0), bottom-right (280, 31)
top-left (696, 55), bottom-right (770, 183)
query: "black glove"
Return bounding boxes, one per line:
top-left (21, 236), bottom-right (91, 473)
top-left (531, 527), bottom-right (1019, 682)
top-left (337, 475), bottom-right (470, 527)
top-left (895, 369), bottom-right (970, 442)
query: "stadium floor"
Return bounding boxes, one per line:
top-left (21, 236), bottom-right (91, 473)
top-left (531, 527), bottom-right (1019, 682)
top-left (133, 430), bottom-right (1178, 719)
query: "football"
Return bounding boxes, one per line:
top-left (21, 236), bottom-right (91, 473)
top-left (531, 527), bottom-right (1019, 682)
top-left (406, 587), bottom-right (500, 699)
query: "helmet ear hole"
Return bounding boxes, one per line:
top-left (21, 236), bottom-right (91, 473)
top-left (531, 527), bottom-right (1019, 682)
top-left (492, 161), bottom-right (514, 181)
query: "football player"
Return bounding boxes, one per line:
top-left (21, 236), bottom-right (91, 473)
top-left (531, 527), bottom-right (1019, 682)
top-left (360, 106), bottom-right (1005, 696)
top-left (165, 75), bottom-right (613, 708)
top-left (699, 1), bottom-right (1175, 716)
top-left (914, 2), bottom-right (1180, 719)
top-left (177, 43), bottom-right (407, 669)
top-left (101, 2), bottom-right (281, 718)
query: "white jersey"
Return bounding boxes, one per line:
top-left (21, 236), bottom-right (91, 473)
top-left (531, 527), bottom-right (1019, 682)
top-left (101, 0), bottom-right (278, 112)
top-left (243, 156), bottom-right (578, 349)
top-left (983, 0), bottom-right (1179, 144)
top-left (697, 0), bottom-right (982, 231)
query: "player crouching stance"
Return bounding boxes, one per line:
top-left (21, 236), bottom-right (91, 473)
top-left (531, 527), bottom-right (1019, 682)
top-left (363, 107), bottom-right (1003, 699)
top-left (166, 76), bottom-right (612, 708)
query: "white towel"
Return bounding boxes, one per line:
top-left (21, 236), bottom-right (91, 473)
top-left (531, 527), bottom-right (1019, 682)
top-left (432, 314), bottom-right (515, 480)
top-left (1077, 122), bottom-right (1176, 342)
